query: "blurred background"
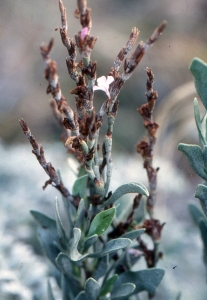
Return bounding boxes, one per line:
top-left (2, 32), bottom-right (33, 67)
top-left (1, 0), bottom-right (207, 299)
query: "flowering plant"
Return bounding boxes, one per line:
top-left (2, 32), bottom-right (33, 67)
top-left (19, 0), bottom-right (167, 299)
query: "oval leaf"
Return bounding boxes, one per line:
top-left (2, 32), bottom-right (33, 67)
top-left (195, 184), bottom-right (207, 217)
top-left (87, 207), bottom-right (116, 237)
top-left (189, 202), bottom-right (205, 225)
top-left (111, 283), bottom-right (135, 299)
top-left (104, 183), bottom-right (148, 206)
top-left (55, 198), bottom-right (68, 249)
top-left (85, 278), bottom-right (100, 300)
top-left (75, 291), bottom-right (87, 300)
top-left (72, 174), bottom-right (88, 198)
top-left (30, 210), bottom-right (59, 265)
top-left (122, 229), bottom-right (145, 240)
top-left (99, 274), bottom-right (119, 297)
top-left (84, 234), bottom-right (98, 252)
top-left (112, 268), bottom-right (165, 296)
top-left (70, 228), bottom-right (89, 261)
top-left (101, 238), bottom-right (131, 257)
top-left (190, 58), bottom-right (207, 110)
top-left (178, 143), bottom-right (207, 180)
top-left (47, 280), bottom-right (56, 300)
top-left (56, 252), bottom-right (73, 278)
top-left (194, 98), bottom-right (206, 146)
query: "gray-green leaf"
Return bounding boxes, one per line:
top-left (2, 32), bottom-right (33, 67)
top-left (189, 202), bottom-right (205, 225)
top-left (122, 229), bottom-right (145, 240)
top-left (190, 58), bottom-right (207, 110)
top-left (111, 283), bottom-right (136, 299)
top-left (112, 268), bottom-right (165, 296)
top-left (69, 228), bottom-right (89, 261)
top-left (104, 183), bottom-right (148, 206)
top-left (72, 174), bottom-right (88, 198)
top-left (84, 234), bottom-right (98, 252)
top-left (194, 98), bottom-right (206, 146)
top-left (195, 184), bottom-right (207, 217)
top-left (177, 144), bottom-right (207, 180)
top-left (47, 280), bottom-right (55, 300)
top-left (30, 210), bottom-right (59, 265)
top-left (55, 198), bottom-right (68, 249)
top-left (87, 207), bottom-right (116, 237)
top-left (75, 198), bottom-right (85, 229)
top-left (75, 291), bottom-right (87, 300)
top-left (101, 238), bottom-right (131, 257)
top-left (85, 278), bottom-right (100, 300)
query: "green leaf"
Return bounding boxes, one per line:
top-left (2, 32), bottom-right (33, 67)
top-left (111, 283), bottom-right (136, 299)
top-left (189, 202), bottom-right (205, 225)
top-left (195, 184), bottom-right (207, 217)
top-left (101, 238), bottom-right (131, 257)
top-left (69, 228), bottom-right (89, 261)
top-left (55, 198), bottom-right (68, 249)
top-left (112, 268), bottom-right (165, 296)
top-left (122, 229), bottom-right (145, 240)
top-left (99, 274), bottom-right (119, 297)
top-left (75, 198), bottom-right (85, 229)
top-left (177, 144), bottom-right (207, 180)
top-left (30, 210), bottom-right (59, 265)
top-left (47, 280), bottom-right (55, 300)
top-left (87, 207), bottom-right (116, 237)
top-left (194, 98), bottom-right (206, 146)
top-left (104, 183), bottom-right (149, 206)
top-left (72, 174), bottom-right (88, 198)
top-left (190, 58), bottom-right (207, 110)
top-left (84, 234), bottom-right (98, 252)
top-left (84, 278), bottom-right (100, 300)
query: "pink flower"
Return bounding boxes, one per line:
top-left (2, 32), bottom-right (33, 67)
top-left (93, 76), bottom-right (114, 98)
top-left (80, 27), bottom-right (89, 40)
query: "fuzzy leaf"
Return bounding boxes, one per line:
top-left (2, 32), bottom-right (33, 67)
top-left (56, 253), bottom-right (73, 277)
top-left (55, 198), bottom-right (68, 249)
top-left (112, 268), bottom-right (165, 296)
top-left (194, 98), bottom-right (206, 146)
top-left (72, 174), bottom-right (88, 198)
top-left (75, 292), bottom-right (87, 300)
top-left (47, 280), bottom-right (55, 300)
top-left (87, 207), bottom-right (116, 237)
top-left (84, 234), bottom-right (98, 252)
top-left (70, 228), bottom-right (89, 261)
top-left (99, 274), bottom-right (119, 297)
top-left (111, 283), bottom-right (136, 299)
top-left (190, 58), bottom-right (207, 110)
top-left (101, 238), bottom-right (131, 257)
top-left (122, 229), bottom-right (145, 240)
top-left (178, 144), bottom-right (207, 180)
top-left (75, 198), bottom-right (85, 229)
top-left (93, 256), bottom-right (109, 280)
top-left (85, 278), bottom-right (100, 300)
top-left (195, 184), bottom-right (207, 217)
top-left (189, 202), bottom-right (205, 225)
top-left (104, 183), bottom-right (148, 206)
top-left (199, 218), bottom-right (207, 264)
top-left (30, 210), bottom-right (59, 265)
top-left (133, 196), bottom-right (146, 223)
top-left (203, 146), bottom-right (207, 173)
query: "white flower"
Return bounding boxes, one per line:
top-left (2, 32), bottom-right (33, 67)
top-left (93, 75), bottom-right (114, 98)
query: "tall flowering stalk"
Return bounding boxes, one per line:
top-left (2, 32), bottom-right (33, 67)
top-left (20, 0), bottom-right (166, 299)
